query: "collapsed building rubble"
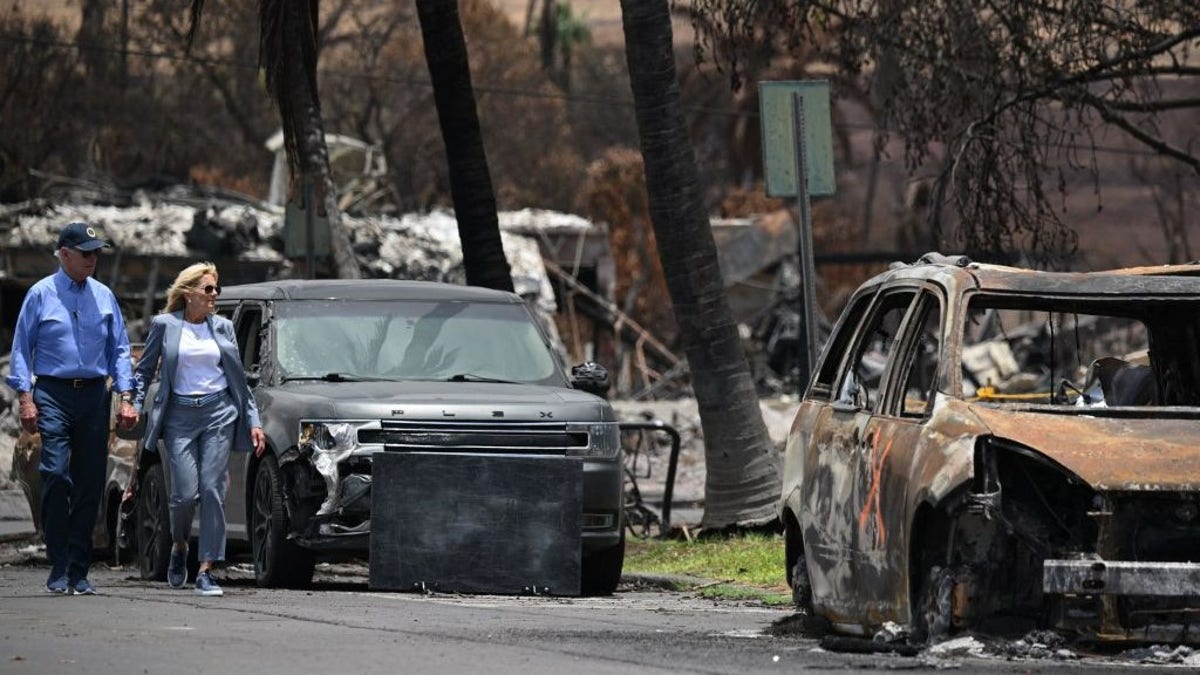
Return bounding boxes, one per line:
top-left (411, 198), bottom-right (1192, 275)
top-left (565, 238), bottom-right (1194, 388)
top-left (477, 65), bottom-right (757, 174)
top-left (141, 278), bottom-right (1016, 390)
top-left (2, 184), bottom-right (823, 400)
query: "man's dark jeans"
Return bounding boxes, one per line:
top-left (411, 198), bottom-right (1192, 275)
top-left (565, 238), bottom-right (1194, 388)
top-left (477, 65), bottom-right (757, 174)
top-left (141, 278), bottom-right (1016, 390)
top-left (34, 378), bottom-right (109, 583)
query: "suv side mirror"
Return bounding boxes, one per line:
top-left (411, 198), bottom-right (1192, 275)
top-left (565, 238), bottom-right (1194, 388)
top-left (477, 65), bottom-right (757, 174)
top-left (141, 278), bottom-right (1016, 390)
top-left (570, 362), bottom-right (610, 398)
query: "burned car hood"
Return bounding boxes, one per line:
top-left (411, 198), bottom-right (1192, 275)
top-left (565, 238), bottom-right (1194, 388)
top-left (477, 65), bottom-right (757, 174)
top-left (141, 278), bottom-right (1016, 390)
top-left (265, 380), bottom-right (614, 422)
top-left (970, 404), bottom-right (1200, 491)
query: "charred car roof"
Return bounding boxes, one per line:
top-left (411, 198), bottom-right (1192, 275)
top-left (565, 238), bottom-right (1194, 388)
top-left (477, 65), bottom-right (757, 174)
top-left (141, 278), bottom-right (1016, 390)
top-left (864, 256), bottom-right (1200, 296)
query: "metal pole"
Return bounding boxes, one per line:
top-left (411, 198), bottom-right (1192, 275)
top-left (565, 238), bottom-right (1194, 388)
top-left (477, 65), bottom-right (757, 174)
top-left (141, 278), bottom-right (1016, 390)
top-left (792, 92), bottom-right (818, 392)
top-left (304, 179), bottom-right (315, 279)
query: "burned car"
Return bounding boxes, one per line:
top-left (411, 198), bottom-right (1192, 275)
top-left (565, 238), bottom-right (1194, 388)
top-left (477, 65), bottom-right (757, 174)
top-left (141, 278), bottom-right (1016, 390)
top-left (131, 280), bottom-right (624, 593)
top-left (779, 254), bottom-right (1200, 643)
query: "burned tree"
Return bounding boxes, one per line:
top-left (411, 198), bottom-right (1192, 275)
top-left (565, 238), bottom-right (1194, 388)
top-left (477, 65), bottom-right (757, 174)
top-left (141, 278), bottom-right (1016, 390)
top-left (415, 0), bottom-right (513, 292)
top-left (620, 0), bottom-right (780, 528)
top-left (188, 0), bottom-right (362, 279)
top-left (689, 1), bottom-right (1200, 263)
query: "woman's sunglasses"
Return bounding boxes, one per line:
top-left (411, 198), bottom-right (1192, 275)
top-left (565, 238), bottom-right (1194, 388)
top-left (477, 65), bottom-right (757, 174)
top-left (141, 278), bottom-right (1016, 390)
top-left (199, 284), bottom-right (222, 296)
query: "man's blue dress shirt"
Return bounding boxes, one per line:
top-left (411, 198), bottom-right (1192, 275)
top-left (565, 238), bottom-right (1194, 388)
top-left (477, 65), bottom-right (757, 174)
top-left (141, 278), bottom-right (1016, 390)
top-left (6, 268), bottom-right (134, 393)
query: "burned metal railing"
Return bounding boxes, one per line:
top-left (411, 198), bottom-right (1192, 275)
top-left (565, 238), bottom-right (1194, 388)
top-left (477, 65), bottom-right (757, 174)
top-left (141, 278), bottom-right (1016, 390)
top-left (619, 420), bottom-right (681, 538)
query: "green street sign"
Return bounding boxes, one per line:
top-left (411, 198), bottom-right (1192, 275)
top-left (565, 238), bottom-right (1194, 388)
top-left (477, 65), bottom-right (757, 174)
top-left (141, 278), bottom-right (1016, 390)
top-left (759, 80), bottom-right (836, 197)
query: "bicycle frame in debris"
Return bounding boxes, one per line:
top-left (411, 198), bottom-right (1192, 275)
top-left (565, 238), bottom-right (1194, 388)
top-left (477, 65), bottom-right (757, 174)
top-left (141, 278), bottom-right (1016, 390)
top-left (619, 420), bottom-right (681, 535)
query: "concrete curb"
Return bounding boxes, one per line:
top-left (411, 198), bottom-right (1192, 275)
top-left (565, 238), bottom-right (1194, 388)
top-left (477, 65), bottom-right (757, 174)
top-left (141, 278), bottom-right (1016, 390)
top-left (0, 530), bottom-right (39, 545)
top-left (621, 572), bottom-right (722, 592)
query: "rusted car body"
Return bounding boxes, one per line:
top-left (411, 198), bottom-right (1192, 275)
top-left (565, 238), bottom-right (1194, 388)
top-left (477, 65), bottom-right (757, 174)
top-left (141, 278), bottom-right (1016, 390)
top-left (778, 254), bottom-right (1200, 643)
top-left (10, 345), bottom-right (145, 555)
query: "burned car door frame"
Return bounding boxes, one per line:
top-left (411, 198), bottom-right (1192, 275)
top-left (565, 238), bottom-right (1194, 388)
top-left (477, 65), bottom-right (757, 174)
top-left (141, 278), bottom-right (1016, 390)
top-left (797, 280), bottom-right (941, 629)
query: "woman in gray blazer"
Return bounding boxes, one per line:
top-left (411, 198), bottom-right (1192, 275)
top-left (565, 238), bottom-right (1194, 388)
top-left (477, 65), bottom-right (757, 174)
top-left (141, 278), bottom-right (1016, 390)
top-left (133, 262), bottom-right (265, 597)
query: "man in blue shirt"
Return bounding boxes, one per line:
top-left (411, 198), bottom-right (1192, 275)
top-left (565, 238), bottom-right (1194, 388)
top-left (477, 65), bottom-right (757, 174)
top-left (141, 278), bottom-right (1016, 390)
top-left (6, 222), bottom-right (139, 595)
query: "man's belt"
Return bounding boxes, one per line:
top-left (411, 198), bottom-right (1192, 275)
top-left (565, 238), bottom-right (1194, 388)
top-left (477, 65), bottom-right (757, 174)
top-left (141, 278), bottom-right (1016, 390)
top-left (36, 375), bottom-right (106, 389)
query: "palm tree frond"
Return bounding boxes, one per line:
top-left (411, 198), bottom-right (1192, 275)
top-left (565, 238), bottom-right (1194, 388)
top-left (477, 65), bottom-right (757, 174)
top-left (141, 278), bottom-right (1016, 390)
top-left (258, 0), bottom-right (322, 180)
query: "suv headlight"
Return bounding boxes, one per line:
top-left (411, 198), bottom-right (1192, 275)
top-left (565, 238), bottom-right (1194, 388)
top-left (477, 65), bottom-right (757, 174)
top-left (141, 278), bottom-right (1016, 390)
top-left (299, 420), bottom-right (373, 516)
top-left (298, 420), bottom-right (369, 457)
top-left (565, 422), bottom-right (621, 459)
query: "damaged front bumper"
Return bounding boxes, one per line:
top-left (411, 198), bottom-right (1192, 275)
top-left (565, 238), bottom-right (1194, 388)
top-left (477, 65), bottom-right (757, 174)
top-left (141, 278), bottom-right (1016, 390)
top-left (1044, 559), bottom-right (1200, 642)
top-left (1044, 559), bottom-right (1200, 596)
top-left (283, 418), bottom-right (624, 550)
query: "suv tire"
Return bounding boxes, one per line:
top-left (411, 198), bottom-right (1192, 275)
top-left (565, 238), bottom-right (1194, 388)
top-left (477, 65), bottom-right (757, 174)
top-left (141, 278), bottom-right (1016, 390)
top-left (137, 462), bottom-right (171, 581)
top-left (581, 527), bottom-right (625, 596)
top-left (251, 455), bottom-right (315, 588)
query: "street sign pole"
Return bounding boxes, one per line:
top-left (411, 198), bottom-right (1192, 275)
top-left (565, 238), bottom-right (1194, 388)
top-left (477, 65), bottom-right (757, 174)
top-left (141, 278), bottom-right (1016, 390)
top-left (759, 80), bottom-right (834, 396)
top-left (791, 92), bottom-right (819, 389)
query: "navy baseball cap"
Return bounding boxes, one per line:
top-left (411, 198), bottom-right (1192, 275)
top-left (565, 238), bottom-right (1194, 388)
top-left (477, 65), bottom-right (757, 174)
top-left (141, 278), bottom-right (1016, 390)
top-left (56, 222), bottom-right (110, 252)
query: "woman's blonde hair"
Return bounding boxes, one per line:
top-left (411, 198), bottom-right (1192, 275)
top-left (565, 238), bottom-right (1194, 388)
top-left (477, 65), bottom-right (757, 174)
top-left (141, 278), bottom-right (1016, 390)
top-left (164, 262), bottom-right (219, 314)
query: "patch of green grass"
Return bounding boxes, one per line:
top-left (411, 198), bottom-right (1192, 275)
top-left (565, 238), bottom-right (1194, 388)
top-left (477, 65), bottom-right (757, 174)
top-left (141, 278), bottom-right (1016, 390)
top-left (695, 584), bottom-right (793, 606)
top-left (624, 532), bottom-right (788, 591)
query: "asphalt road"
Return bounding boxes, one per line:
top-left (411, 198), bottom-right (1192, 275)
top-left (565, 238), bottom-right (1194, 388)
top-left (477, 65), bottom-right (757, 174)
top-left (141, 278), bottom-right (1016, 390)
top-left (1, 546), bottom-right (1184, 675)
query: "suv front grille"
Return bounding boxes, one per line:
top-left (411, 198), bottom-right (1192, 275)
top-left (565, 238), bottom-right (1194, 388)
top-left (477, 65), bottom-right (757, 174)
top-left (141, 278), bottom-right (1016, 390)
top-left (360, 420), bottom-right (587, 456)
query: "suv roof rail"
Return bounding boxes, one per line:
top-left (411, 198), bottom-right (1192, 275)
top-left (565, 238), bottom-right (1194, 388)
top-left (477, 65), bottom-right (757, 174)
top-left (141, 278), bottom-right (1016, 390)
top-left (916, 251), bottom-right (972, 267)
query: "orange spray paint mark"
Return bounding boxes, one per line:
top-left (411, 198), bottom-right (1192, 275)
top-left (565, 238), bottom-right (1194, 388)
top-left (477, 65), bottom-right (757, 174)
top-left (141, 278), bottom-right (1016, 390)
top-left (858, 430), bottom-right (894, 548)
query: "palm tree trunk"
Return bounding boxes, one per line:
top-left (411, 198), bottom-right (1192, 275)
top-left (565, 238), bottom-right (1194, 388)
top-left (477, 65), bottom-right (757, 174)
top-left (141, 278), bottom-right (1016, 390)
top-left (416, 0), bottom-right (513, 292)
top-left (619, 0), bottom-right (780, 528)
top-left (272, 0), bottom-right (360, 279)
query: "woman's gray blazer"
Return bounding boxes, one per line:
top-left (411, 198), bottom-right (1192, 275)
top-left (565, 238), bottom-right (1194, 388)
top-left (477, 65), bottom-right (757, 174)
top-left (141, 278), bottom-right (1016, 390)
top-left (132, 311), bottom-right (262, 452)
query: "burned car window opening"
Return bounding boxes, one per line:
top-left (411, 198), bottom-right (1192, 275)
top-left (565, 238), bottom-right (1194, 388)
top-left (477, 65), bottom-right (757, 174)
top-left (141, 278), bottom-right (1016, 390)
top-left (811, 291), bottom-right (875, 399)
top-left (893, 294), bottom-right (943, 419)
top-left (960, 294), bottom-right (1199, 409)
top-left (835, 290), bottom-right (917, 411)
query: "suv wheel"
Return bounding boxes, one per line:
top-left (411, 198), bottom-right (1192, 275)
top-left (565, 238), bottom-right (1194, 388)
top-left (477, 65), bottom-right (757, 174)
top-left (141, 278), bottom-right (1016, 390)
top-left (580, 527), bottom-right (625, 596)
top-left (137, 463), bottom-right (171, 581)
top-left (251, 455), bottom-right (315, 588)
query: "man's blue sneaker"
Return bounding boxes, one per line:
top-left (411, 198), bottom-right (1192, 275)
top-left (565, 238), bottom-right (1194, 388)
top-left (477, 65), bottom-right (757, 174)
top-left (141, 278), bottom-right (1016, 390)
top-left (168, 549), bottom-right (188, 589)
top-left (194, 571), bottom-right (223, 597)
top-left (45, 571), bottom-right (68, 595)
top-left (69, 579), bottom-right (97, 595)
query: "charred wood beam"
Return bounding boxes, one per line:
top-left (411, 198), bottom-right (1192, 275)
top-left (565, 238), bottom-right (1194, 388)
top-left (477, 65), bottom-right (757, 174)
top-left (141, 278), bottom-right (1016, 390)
top-left (543, 259), bottom-right (680, 369)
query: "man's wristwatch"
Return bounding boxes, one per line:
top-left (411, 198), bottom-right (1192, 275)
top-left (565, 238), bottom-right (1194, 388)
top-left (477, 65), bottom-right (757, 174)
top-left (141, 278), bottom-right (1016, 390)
top-left (120, 392), bottom-right (134, 405)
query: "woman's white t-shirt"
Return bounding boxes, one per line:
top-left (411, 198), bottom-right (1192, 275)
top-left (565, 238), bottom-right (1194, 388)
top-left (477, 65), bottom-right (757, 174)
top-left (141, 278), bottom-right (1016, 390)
top-left (173, 320), bottom-right (229, 396)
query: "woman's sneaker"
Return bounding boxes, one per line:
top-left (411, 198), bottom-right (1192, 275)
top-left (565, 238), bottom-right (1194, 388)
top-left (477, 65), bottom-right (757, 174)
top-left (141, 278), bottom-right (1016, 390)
top-left (194, 571), bottom-right (223, 597)
top-left (168, 549), bottom-right (188, 589)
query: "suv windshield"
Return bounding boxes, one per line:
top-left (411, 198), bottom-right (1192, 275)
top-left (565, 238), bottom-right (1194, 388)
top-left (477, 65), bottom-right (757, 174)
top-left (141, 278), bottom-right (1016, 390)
top-left (273, 300), bottom-right (562, 384)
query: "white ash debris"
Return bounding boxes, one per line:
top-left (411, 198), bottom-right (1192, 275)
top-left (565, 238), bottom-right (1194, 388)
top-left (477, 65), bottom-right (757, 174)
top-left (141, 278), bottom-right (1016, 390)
top-left (5, 200), bottom-right (578, 320)
top-left (363, 208), bottom-right (559, 316)
top-left (1119, 644), bottom-right (1198, 665)
top-left (499, 207), bottom-right (595, 235)
top-left (5, 200), bottom-right (282, 260)
top-left (872, 621), bottom-right (908, 644)
top-left (994, 631), bottom-right (1077, 660)
top-left (924, 635), bottom-right (988, 659)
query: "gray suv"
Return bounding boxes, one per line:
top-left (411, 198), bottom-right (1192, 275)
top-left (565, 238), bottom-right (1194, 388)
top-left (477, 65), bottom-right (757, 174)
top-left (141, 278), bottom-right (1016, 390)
top-left (133, 280), bottom-right (624, 594)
